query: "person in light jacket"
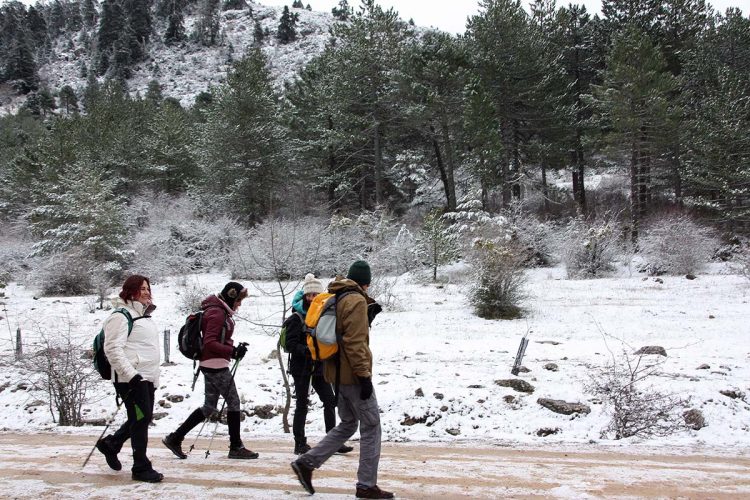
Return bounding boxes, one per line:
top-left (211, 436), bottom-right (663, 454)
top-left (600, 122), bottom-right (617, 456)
top-left (96, 274), bottom-right (163, 483)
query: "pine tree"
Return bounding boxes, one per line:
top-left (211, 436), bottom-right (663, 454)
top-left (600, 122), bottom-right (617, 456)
top-left (253, 19), bottom-right (265, 46)
top-left (292, 0), bottom-right (304, 8)
top-left (418, 209), bottom-right (458, 281)
top-left (277, 5), bottom-right (298, 43)
top-left (58, 85), bottom-right (79, 115)
top-left (332, 0), bottom-right (352, 21)
top-left (196, 49), bottom-right (286, 220)
top-left (96, 0), bottom-right (125, 75)
top-left (400, 30), bottom-right (468, 211)
top-left (589, 25), bottom-right (678, 243)
top-left (194, 0), bottom-right (221, 46)
top-left (29, 159), bottom-right (128, 266)
top-left (144, 99), bottom-right (197, 192)
top-left (81, 0), bottom-right (99, 28)
top-left (465, 0), bottom-right (545, 207)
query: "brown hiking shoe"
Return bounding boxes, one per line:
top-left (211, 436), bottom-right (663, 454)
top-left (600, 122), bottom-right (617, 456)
top-left (291, 459), bottom-right (315, 494)
top-left (228, 446), bottom-right (259, 459)
top-left (356, 485), bottom-right (395, 499)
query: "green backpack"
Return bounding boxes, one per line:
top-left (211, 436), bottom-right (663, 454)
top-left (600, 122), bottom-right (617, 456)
top-left (279, 311), bottom-right (303, 353)
top-left (92, 308), bottom-right (134, 380)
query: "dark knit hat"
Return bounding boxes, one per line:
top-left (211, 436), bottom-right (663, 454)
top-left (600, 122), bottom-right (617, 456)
top-left (346, 260), bottom-right (371, 286)
top-left (220, 281), bottom-right (248, 309)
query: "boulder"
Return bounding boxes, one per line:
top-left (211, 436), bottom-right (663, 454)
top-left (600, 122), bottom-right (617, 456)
top-left (720, 389), bottom-right (745, 400)
top-left (252, 404), bottom-right (277, 419)
top-left (536, 427), bottom-right (561, 437)
top-left (634, 346), bottom-right (667, 357)
top-left (166, 394), bottom-right (184, 403)
top-left (414, 388), bottom-right (424, 397)
top-left (696, 364), bottom-right (710, 370)
top-left (537, 398), bottom-right (591, 415)
top-left (683, 409), bottom-right (706, 430)
top-left (495, 379), bottom-right (535, 393)
top-left (544, 363), bottom-right (559, 372)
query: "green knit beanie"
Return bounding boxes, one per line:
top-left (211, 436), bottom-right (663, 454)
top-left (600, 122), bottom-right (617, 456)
top-left (347, 260), bottom-right (371, 286)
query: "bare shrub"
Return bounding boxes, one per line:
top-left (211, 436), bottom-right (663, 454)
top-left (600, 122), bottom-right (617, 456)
top-left (175, 278), bottom-right (212, 314)
top-left (20, 325), bottom-right (101, 426)
top-left (128, 194), bottom-right (244, 279)
top-left (32, 251), bottom-right (95, 296)
top-left (369, 276), bottom-right (402, 311)
top-left (469, 243), bottom-right (527, 320)
top-left (562, 214), bottom-right (622, 279)
top-left (503, 203), bottom-right (555, 267)
top-left (639, 214), bottom-right (719, 275)
top-left (369, 224), bottom-right (421, 276)
top-left (585, 348), bottom-right (689, 440)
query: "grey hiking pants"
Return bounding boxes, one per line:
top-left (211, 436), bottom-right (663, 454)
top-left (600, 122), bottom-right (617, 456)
top-left (298, 383), bottom-right (382, 488)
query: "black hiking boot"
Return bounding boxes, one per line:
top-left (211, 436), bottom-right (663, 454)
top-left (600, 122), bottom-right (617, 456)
top-left (294, 437), bottom-right (311, 455)
top-left (162, 433), bottom-right (187, 459)
top-left (291, 459), bottom-right (315, 494)
top-left (356, 485), bottom-right (395, 499)
top-left (132, 469), bottom-right (164, 483)
top-left (337, 444), bottom-right (354, 454)
top-left (95, 436), bottom-right (121, 471)
top-left (228, 446), bottom-right (259, 459)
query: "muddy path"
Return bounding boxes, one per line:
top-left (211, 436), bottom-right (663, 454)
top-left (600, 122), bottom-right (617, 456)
top-left (0, 433), bottom-right (748, 498)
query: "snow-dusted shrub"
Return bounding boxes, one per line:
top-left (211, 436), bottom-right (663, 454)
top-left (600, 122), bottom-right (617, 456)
top-left (369, 224), bottom-right (421, 276)
top-left (33, 251), bottom-right (95, 296)
top-left (175, 278), bottom-right (212, 314)
top-left (21, 328), bottom-right (100, 426)
top-left (468, 242), bottom-right (527, 320)
top-left (416, 209), bottom-right (459, 281)
top-left (562, 214), bottom-right (622, 279)
top-left (234, 216), bottom-right (329, 280)
top-left (128, 195), bottom-right (243, 279)
top-left (638, 214), bottom-right (718, 276)
top-left (503, 203), bottom-right (554, 267)
top-left (585, 349), bottom-right (689, 440)
top-left (443, 192), bottom-right (513, 262)
top-left (0, 223), bottom-right (32, 283)
top-left (368, 276), bottom-right (402, 312)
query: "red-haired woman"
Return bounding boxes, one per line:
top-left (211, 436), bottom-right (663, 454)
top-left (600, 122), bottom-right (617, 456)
top-left (96, 275), bottom-right (163, 482)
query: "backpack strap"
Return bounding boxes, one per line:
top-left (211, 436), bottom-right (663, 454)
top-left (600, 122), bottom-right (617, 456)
top-left (111, 308), bottom-right (136, 391)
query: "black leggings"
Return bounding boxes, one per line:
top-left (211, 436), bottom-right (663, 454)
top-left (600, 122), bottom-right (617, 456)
top-left (110, 380), bottom-right (155, 473)
top-left (292, 373), bottom-right (336, 439)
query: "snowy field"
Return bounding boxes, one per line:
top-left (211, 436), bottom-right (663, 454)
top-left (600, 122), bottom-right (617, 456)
top-left (1, 263), bottom-right (749, 454)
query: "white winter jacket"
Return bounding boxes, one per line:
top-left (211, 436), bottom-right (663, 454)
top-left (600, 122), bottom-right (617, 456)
top-left (103, 298), bottom-right (160, 386)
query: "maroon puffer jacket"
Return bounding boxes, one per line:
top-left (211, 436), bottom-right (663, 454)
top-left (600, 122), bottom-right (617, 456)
top-left (199, 294), bottom-right (235, 362)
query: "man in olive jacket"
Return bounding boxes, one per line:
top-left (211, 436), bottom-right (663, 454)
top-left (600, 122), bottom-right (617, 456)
top-left (291, 261), bottom-right (393, 500)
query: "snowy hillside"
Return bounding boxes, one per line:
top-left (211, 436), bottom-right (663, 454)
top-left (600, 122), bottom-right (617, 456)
top-left (1, 264), bottom-right (749, 451)
top-left (5, 1), bottom-right (334, 112)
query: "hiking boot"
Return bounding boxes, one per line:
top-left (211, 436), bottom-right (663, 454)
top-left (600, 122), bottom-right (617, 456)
top-left (95, 436), bottom-right (121, 471)
top-left (291, 459), bottom-right (315, 494)
top-left (337, 444), bottom-right (354, 454)
top-left (228, 446), bottom-right (259, 459)
top-left (132, 469), bottom-right (164, 483)
top-left (294, 440), bottom-right (311, 455)
top-left (162, 433), bottom-right (187, 459)
top-left (356, 485), bottom-right (395, 499)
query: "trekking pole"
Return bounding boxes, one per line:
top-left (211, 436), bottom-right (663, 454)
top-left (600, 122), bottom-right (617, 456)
top-left (204, 354), bottom-right (243, 459)
top-left (81, 397), bottom-right (125, 469)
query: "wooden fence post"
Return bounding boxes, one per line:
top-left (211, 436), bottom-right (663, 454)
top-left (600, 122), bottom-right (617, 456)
top-left (163, 329), bottom-right (170, 363)
top-left (15, 328), bottom-right (22, 360)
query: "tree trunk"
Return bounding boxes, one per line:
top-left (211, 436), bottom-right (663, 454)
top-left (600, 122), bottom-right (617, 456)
top-left (541, 162), bottom-right (550, 216)
top-left (373, 121), bottom-right (382, 206)
top-left (439, 116), bottom-right (457, 211)
top-left (430, 124), bottom-right (454, 211)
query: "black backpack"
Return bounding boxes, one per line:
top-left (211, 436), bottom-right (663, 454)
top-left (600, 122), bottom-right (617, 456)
top-left (93, 308), bottom-right (135, 380)
top-left (177, 305), bottom-right (227, 360)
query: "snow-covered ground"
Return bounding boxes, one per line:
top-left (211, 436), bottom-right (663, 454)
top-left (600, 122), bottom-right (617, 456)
top-left (1, 263), bottom-right (749, 451)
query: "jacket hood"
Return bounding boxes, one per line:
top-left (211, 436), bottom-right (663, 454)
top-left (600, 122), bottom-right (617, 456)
top-left (201, 294), bottom-right (234, 315)
top-left (111, 297), bottom-right (155, 316)
top-left (327, 278), bottom-right (366, 297)
top-left (292, 289), bottom-right (306, 315)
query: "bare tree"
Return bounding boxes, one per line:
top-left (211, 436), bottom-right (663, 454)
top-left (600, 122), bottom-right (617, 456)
top-left (20, 322), bottom-right (102, 426)
top-left (585, 328), bottom-right (690, 439)
top-left (233, 217), bottom-right (324, 433)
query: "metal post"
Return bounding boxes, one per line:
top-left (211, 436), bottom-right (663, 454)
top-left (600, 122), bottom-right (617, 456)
top-left (15, 328), bottom-right (22, 360)
top-left (163, 329), bottom-right (170, 364)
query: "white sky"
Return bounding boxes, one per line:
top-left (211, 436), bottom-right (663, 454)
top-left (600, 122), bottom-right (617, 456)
top-left (267, 0), bottom-right (750, 34)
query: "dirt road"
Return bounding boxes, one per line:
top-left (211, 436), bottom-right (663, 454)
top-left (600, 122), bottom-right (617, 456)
top-left (0, 433), bottom-right (748, 499)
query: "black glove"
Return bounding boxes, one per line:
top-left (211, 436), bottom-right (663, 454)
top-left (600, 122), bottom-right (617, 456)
top-left (367, 302), bottom-right (383, 326)
top-left (359, 376), bottom-right (373, 400)
top-left (128, 374), bottom-right (143, 389)
top-left (232, 344), bottom-right (247, 360)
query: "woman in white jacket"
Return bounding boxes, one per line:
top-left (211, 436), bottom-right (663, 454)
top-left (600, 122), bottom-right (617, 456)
top-left (95, 274), bottom-right (163, 482)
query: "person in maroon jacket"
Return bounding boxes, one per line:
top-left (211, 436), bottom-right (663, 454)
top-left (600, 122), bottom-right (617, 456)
top-left (162, 282), bottom-right (258, 459)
